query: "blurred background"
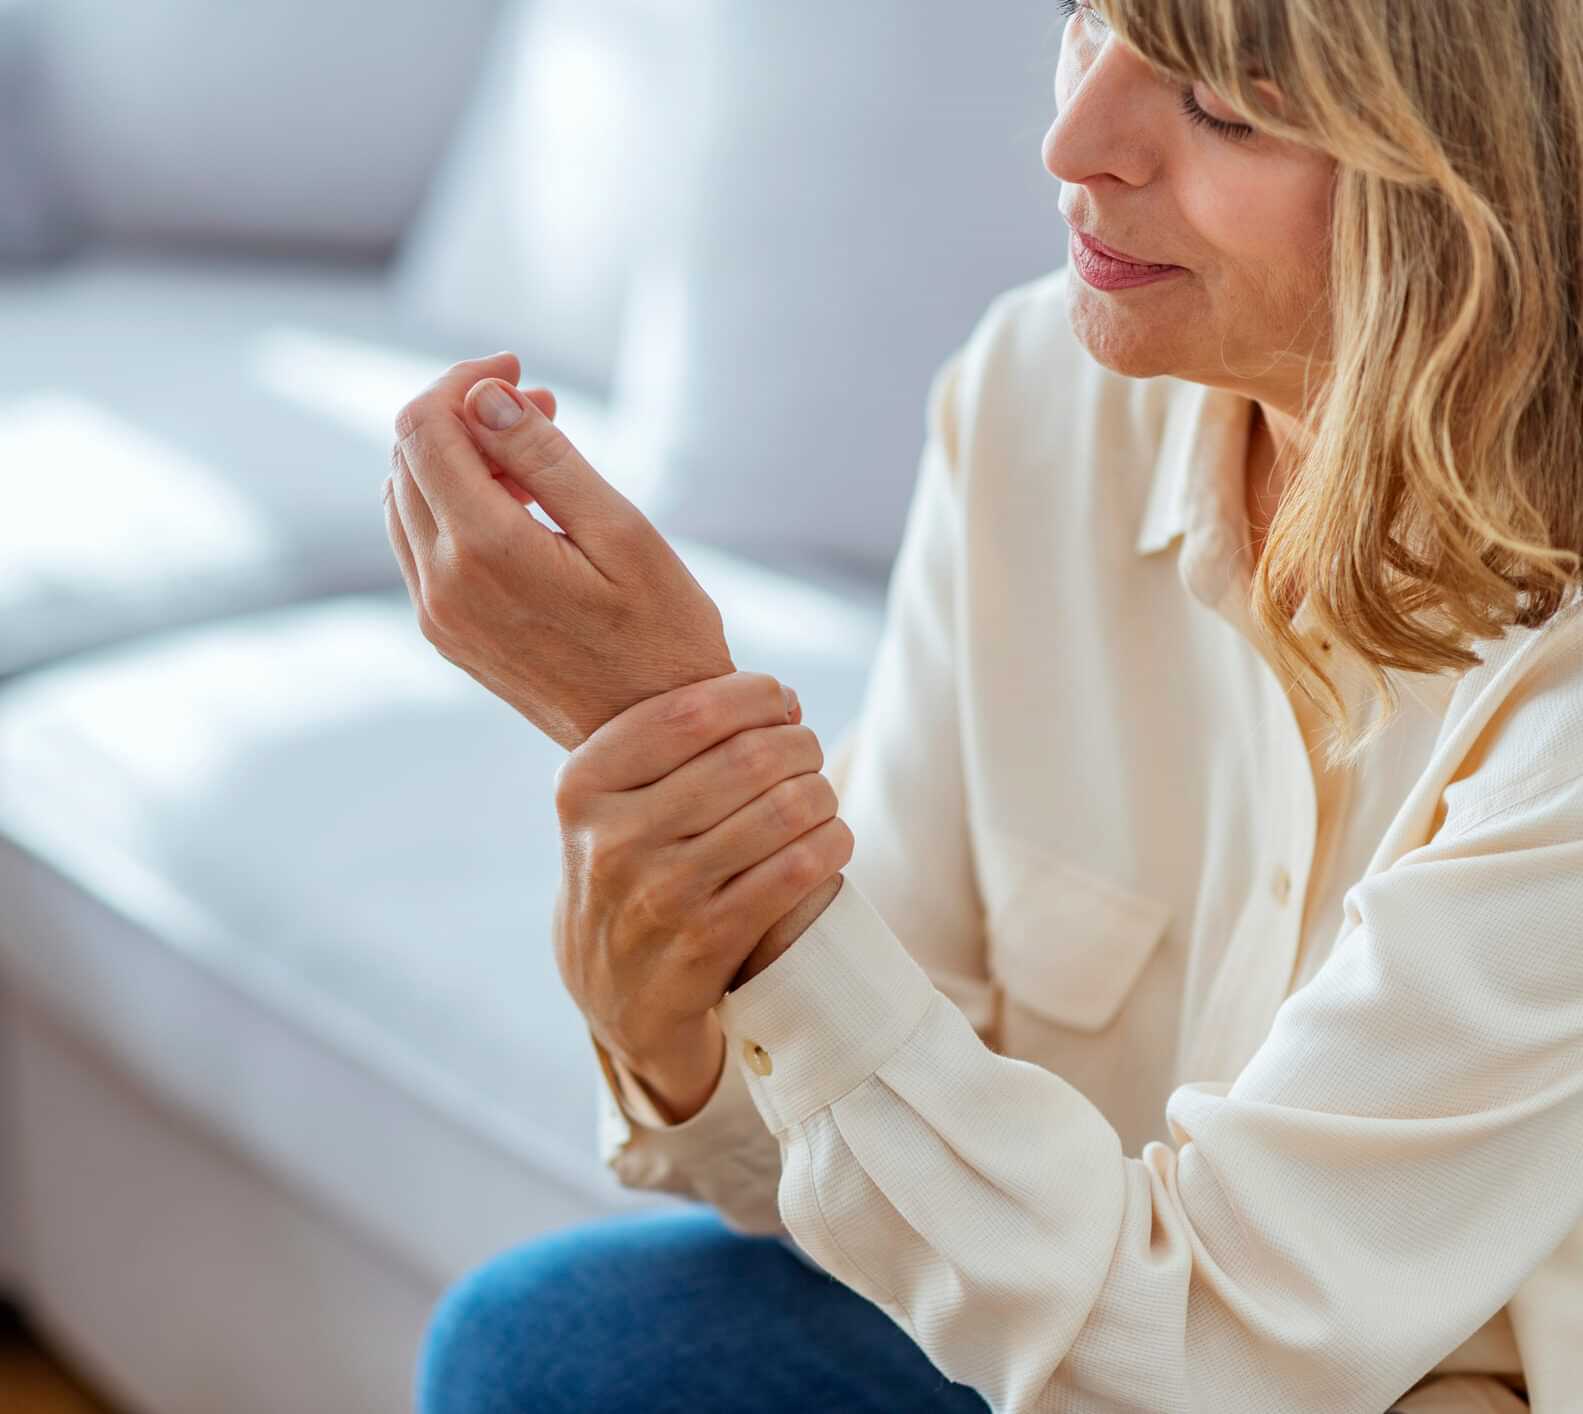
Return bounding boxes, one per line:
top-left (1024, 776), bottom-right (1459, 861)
top-left (0, 1), bottom-right (1071, 1408)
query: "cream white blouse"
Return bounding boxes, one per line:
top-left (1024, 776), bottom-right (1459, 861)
top-left (589, 263), bottom-right (1583, 1413)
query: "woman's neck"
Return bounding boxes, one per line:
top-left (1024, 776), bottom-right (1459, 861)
top-left (1244, 399), bottom-right (1300, 573)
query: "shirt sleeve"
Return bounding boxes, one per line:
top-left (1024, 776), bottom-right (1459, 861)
top-left (709, 751), bottom-right (1583, 1412)
top-left (586, 722), bottom-right (865, 1241)
top-left (591, 1022), bottom-right (786, 1236)
top-left (590, 342), bottom-right (995, 1235)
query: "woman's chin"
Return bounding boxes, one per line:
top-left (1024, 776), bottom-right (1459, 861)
top-left (1063, 283), bottom-right (1190, 380)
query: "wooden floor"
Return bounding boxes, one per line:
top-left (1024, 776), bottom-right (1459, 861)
top-left (0, 1303), bottom-right (118, 1414)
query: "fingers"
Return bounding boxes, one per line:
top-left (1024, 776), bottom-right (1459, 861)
top-left (392, 352), bottom-right (526, 536)
top-left (558, 672), bottom-right (796, 802)
top-left (643, 722), bottom-right (825, 839)
top-left (382, 476), bottom-right (422, 604)
top-left (409, 351), bottom-right (522, 412)
top-left (388, 447), bottom-right (438, 579)
top-left (491, 388), bottom-right (553, 507)
top-left (674, 764), bottom-right (839, 897)
top-left (461, 376), bottom-right (646, 568)
top-left (492, 471), bottom-right (536, 507)
top-left (706, 817), bottom-right (854, 949)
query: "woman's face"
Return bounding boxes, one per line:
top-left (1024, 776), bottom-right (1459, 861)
top-left (1042, 1), bottom-right (1337, 414)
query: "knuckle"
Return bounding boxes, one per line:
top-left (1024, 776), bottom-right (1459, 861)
top-left (587, 827), bottom-right (638, 887)
top-left (689, 901), bottom-right (734, 954)
top-left (461, 351), bottom-right (516, 374)
top-left (519, 412), bottom-right (567, 461)
top-left (610, 501), bottom-right (654, 550)
top-left (552, 758), bottom-right (589, 818)
top-left (672, 918), bottom-right (722, 966)
top-left (605, 517), bottom-right (653, 573)
top-left (626, 873), bottom-right (679, 932)
top-left (792, 724), bottom-right (824, 771)
top-left (764, 777), bottom-right (803, 835)
top-left (655, 688), bottom-right (720, 742)
top-left (727, 730), bottom-right (772, 778)
top-left (756, 673), bottom-right (787, 716)
top-left (496, 413), bottom-right (570, 487)
top-left (393, 401), bottom-right (425, 443)
top-left (769, 774), bottom-right (822, 835)
top-left (421, 579), bottom-right (459, 634)
top-left (807, 773), bottom-right (839, 820)
top-left (438, 525), bottom-right (484, 573)
top-left (828, 815), bottom-right (856, 867)
top-left (780, 840), bottom-right (824, 891)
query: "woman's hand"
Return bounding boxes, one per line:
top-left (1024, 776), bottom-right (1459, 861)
top-left (383, 352), bottom-right (736, 751)
top-left (553, 670), bottom-right (854, 1119)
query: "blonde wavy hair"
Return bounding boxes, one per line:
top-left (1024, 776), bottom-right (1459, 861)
top-left (1069, 0), bottom-right (1583, 768)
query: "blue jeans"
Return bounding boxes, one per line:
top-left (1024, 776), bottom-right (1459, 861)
top-left (416, 1205), bottom-right (993, 1413)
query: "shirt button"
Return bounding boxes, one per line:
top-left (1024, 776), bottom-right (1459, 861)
top-left (743, 1039), bottom-right (773, 1077)
top-left (1271, 866), bottom-right (1292, 906)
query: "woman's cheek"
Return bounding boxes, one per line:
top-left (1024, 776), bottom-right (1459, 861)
top-left (1177, 168), bottom-right (1271, 267)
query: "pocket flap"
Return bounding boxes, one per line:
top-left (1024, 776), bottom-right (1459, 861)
top-left (987, 855), bottom-right (1172, 1033)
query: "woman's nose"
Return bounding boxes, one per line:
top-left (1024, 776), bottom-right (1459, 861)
top-left (1042, 37), bottom-right (1161, 189)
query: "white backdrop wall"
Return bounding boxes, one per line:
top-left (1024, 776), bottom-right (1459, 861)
top-left (395, 0), bottom-right (690, 398)
top-left (34, 0), bottom-right (508, 254)
top-left (400, 0), bottom-right (1073, 579)
top-left (614, 2), bottom-right (1072, 578)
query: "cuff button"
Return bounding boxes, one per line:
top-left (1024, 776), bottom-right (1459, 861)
top-left (743, 1039), bottom-right (774, 1077)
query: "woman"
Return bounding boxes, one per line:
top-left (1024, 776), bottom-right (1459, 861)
top-left (401, 0), bottom-right (1583, 1408)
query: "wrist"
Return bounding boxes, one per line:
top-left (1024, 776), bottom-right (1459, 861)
top-left (613, 1011), bottom-right (726, 1125)
top-left (730, 872), bottom-right (844, 991)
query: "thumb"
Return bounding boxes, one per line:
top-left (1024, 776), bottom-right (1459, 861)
top-left (491, 388), bottom-right (556, 506)
top-left (463, 377), bottom-right (641, 563)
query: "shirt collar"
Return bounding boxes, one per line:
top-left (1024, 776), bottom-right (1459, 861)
top-left (1130, 380), bottom-right (1468, 718)
top-left (1134, 379), bottom-right (1257, 561)
top-left (1132, 377), bottom-right (1286, 647)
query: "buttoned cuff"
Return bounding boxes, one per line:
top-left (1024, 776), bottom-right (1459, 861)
top-left (591, 1025), bottom-right (768, 1165)
top-left (714, 875), bottom-right (937, 1134)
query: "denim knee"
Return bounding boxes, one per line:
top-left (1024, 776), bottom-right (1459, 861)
top-left (415, 1210), bottom-right (702, 1414)
top-left (417, 1244), bottom-right (543, 1414)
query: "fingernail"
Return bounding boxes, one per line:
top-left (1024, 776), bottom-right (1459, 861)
top-left (475, 382), bottom-right (524, 431)
top-left (782, 685), bottom-right (799, 718)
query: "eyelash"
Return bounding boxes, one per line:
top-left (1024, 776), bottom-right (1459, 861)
top-left (1178, 89), bottom-right (1256, 142)
top-left (1057, 0), bottom-right (1257, 143)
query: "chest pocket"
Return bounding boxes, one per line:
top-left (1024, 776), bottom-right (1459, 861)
top-left (986, 854), bottom-right (1173, 1033)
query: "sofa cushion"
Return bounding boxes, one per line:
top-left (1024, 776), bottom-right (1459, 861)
top-left (393, 0), bottom-right (688, 397)
top-left (612, 1), bottom-right (1070, 580)
top-left (0, 554), bottom-right (884, 1282)
top-left (0, 250), bottom-right (617, 681)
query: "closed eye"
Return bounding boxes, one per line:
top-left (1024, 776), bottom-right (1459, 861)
top-left (1058, 0), bottom-right (1259, 144)
top-left (1179, 88), bottom-right (1257, 142)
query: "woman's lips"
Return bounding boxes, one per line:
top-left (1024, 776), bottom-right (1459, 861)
top-left (1070, 228), bottom-right (1186, 291)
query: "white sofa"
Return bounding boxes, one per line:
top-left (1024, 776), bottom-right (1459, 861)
top-left (0, 2), bottom-right (1067, 1409)
top-left (0, 549), bottom-right (884, 1414)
